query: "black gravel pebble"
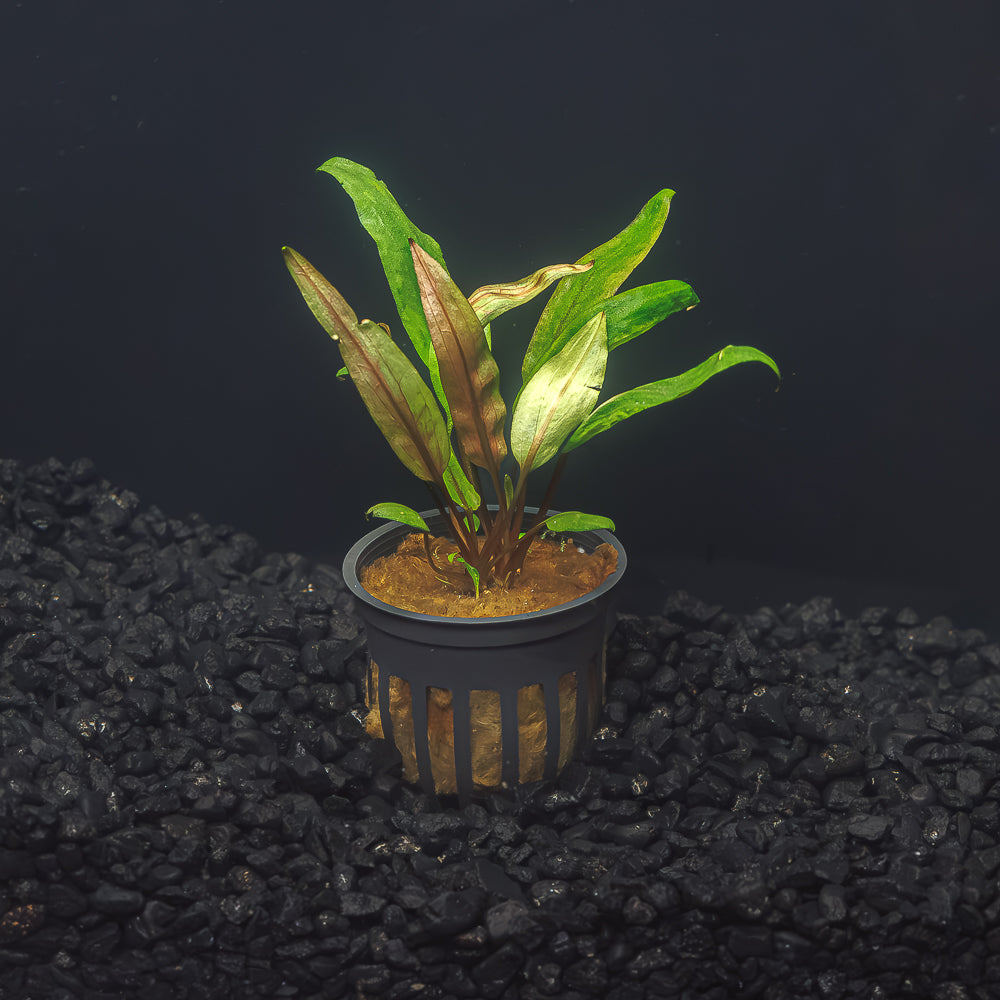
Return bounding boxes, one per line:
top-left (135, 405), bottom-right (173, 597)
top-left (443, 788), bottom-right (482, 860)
top-left (2, 456), bottom-right (1000, 998)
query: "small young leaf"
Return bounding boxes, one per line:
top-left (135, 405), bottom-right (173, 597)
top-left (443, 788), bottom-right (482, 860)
top-left (511, 311), bottom-right (608, 473)
top-left (565, 345), bottom-right (781, 452)
top-left (468, 261), bottom-right (594, 326)
top-left (366, 504), bottom-right (430, 532)
top-left (537, 511), bottom-right (616, 533)
top-left (448, 552), bottom-right (481, 599)
top-left (523, 189), bottom-right (675, 381)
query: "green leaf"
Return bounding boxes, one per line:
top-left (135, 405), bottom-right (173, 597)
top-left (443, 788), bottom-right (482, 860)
top-left (538, 511), bottom-right (616, 533)
top-left (283, 247), bottom-right (451, 482)
top-left (410, 240), bottom-right (508, 473)
top-left (565, 345), bottom-right (781, 452)
top-left (511, 311), bottom-right (608, 473)
top-left (467, 261), bottom-right (594, 327)
top-left (593, 280), bottom-right (700, 351)
top-left (366, 503), bottom-right (430, 532)
top-left (318, 158), bottom-right (446, 370)
top-left (442, 454), bottom-right (482, 510)
top-left (448, 552), bottom-right (481, 598)
top-left (522, 189), bottom-right (674, 382)
top-left (283, 245), bottom-right (361, 342)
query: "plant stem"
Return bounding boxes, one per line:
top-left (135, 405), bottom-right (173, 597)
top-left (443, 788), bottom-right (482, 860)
top-left (470, 466), bottom-right (493, 535)
top-left (533, 452), bottom-right (569, 528)
top-left (505, 453), bottom-right (570, 575)
top-left (427, 480), bottom-right (477, 563)
top-left (425, 482), bottom-right (449, 532)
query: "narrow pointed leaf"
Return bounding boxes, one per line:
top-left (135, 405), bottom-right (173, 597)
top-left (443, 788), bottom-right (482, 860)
top-left (592, 280), bottom-right (700, 351)
top-left (442, 454), bottom-right (482, 510)
top-left (468, 261), bottom-right (594, 326)
top-left (283, 245), bottom-right (362, 342)
top-left (564, 345), bottom-right (781, 452)
top-left (511, 311), bottom-right (608, 472)
top-left (410, 240), bottom-right (508, 472)
top-left (344, 319), bottom-right (452, 481)
top-left (283, 247), bottom-right (451, 482)
top-left (366, 504), bottom-right (430, 532)
top-left (538, 511), bottom-right (615, 533)
top-left (318, 157), bottom-right (446, 368)
top-left (523, 189), bottom-right (675, 381)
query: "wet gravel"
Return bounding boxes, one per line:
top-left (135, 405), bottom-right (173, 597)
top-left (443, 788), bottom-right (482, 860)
top-left (2, 456), bottom-right (999, 999)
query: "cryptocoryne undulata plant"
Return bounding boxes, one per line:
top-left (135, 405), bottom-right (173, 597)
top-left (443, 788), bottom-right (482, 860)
top-left (284, 158), bottom-right (779, 594)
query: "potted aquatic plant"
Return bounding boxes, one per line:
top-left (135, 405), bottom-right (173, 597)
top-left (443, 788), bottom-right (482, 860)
top-left (284, 157), bottom-right (779, 800)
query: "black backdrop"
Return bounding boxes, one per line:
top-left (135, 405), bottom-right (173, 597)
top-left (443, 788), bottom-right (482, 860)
top-left (4, 1), bottom-right (998, 632)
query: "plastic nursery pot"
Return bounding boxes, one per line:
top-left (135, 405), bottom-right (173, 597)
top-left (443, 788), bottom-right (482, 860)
top-left (342, 507), bottom-right (627, 802)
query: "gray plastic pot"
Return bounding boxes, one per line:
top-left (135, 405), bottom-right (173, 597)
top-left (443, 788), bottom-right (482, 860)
top-left (342, 508), bottom-right (627, 801)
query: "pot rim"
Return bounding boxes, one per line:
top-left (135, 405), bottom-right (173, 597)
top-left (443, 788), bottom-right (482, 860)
top-left (342, 506), bottom-right (627, 626)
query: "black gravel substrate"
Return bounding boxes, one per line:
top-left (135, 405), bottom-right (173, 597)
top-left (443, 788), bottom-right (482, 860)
top-left (2, 457), bottom-right (999, 1000)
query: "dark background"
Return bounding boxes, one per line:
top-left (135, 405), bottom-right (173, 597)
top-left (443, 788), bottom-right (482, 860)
top-left (4, 1), bottom-right (998, 633)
